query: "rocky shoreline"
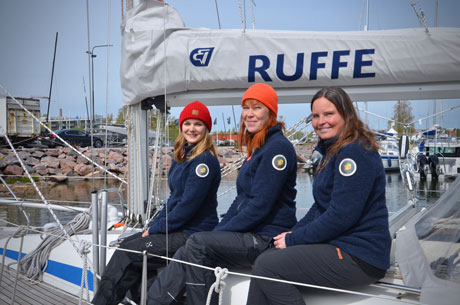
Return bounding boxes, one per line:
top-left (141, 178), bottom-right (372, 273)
top-left (0, 145), bottom-right (312, 183)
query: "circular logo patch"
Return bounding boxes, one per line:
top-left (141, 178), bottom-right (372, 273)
top-left (339, 158), bottom-right (357, 176)
top-left (195, 163), bottom-right (209, 178)
top-left (272, 155), bottom-right (287, 171)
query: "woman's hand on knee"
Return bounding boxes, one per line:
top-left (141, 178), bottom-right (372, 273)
top-left (273, 231), bottom-right (291, 249)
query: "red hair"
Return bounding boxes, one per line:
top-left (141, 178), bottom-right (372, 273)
top-left (239, 111), bottom-right (285, 157)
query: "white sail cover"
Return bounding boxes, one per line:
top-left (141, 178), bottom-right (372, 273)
top-left (121, 1), bottom-right (460, 107)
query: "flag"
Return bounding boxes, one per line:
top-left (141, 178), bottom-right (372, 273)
top-left (227, 117), bottom-right (231, 124)
top-left (213, 118), bottom-right (217, 125)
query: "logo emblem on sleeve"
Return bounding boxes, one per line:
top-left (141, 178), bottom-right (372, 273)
top-left (339, 158), bottom-right (357, 176)
top-left (195, 163), bottom-right (209, 178)
top-left (272, 155), bottom-right (287, 171)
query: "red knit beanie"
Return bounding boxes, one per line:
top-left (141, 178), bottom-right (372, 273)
top-left (241, 83), bottom-right (278, 115)
top-left (179, 101), bottom-right (212, 132)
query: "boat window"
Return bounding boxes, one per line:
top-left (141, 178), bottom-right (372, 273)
top-left (429, 147), bottom-right (460, 157)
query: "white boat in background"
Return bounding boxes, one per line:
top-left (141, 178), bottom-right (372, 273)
top-left (414, 138), bottom-right (460, 180)
top-left (379, 140), bottom-right (400, 171)
top-left (2, 0), bottom-right (460, 304)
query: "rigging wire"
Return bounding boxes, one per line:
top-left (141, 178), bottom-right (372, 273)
top-left (359, 0), bottom-right (365, 30)
top-left (0, 84), bottom-right (127, 185)
top-left (238, 0), bottom-right (245, 32)
top-left (104, 0), bottom-right (113, 189)
top-left (214, 0), bottom-right (222, 29)
top-left (249, 0), bottom-right (256, 29)
top-left (410, 0), bottom-right (430, 36)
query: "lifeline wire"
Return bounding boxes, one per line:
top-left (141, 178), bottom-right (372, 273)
top-left (0, 218), bottom-right (420, 304)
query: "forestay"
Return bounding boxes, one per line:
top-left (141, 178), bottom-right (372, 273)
top-left (121, 1), bottom-right (460, 107)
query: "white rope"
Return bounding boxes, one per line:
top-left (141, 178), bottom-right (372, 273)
top-left (205, 267), bottom-right (228, 305)
top-left (78, 240), bottom-right (92, 303)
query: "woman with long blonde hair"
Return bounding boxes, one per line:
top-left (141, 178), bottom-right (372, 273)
top-left (147, 83), bottom-right (298, 305)
top-left (93, 101), bottom-right (221, 305)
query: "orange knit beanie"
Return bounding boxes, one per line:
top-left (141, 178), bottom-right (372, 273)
top-left (241, 83), bottom-right (278, 115)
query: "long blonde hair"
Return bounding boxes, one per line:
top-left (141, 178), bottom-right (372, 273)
top-left (173, 129), bottom-right (218, 162)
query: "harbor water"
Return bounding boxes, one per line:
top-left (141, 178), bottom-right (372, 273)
top-left (0, 171), bottom-right (454, 228)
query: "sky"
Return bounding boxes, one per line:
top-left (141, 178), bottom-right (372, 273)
top-left (1, 0), bottom-right (459, 133)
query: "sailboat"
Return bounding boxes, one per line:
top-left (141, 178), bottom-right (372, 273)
top-left (2, 0), bottom-right (460, 304)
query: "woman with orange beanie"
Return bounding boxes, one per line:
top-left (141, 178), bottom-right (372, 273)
top-left (147, 83), bottom-right (297, 305)
top-left (92, 101), bottom-right (221, 305)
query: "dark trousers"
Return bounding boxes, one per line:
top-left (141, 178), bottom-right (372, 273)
top-left (147, 231), bottom-right (272, 305)
top-left (92, 231), bottom-right (188, 305)
top-left (246, 244), bottom-right (382, 305)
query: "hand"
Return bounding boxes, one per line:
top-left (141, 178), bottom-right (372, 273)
top-left (142, 229), bottom-right (149, 237)
top-left (273, 231), bottom-right (291, 249)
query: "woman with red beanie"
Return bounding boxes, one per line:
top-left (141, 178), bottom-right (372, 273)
top-left (147, 83), bottom-right (297, 305)
top-left (92, 101), bottom-right (221, 305)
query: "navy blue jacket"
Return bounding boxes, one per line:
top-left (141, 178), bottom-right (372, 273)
top-left (148, 146), bottom-right (220, 236)
top-left (215, 125), bottom-right (297, 237)
top-left (285, 138), bottom-right (391, 270)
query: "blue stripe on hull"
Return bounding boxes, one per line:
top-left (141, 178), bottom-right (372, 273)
top-left (1, 247), bottom-right (93, 291)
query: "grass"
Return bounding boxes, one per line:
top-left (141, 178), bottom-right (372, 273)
top-left (4, 176), bottom-right (40, 184)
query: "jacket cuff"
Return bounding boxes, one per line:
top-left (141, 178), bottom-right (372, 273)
top-left (285, 232), bottom-right (294, 246)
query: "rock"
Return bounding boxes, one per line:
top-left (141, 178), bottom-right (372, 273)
top-left (33, 164), bottom-right (48, 175)
top-left (74, 163), bottom-right (92, 176)
top-left (49, 175), bottom-right (68, 183)
top-left (42, 156), bottom-right (60, 168)
top-left (108, 163), bottom-right (120, 173)
top-left (25, 157), bottom-right (40, 166)
top-left (3, 155), bottom-right (20, 165)
top-left (31, 150), bottom-right (45, 158)
top-left (60, 158), bottom-right (77, 170)
top-left (45, 149), bottom-right (60, 157)
top-left (76, 155), bottom-right (89, 164)
top-left (4, 164), bottom-right (24, 175)
top-left (17, 151), bottom-right (29, 160)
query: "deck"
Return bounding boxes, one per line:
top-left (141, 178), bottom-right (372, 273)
top-left (0, 262), bottom-right (87, 305)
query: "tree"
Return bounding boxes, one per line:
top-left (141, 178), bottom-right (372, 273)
top-left (115, 107), bottom-right (126, 125)
top-left (106, 113), bottom-right (114, 124)
top-left (388, 100), bottom-right (415, 136)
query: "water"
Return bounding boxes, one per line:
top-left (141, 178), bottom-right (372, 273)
top-left (0, 172), bottom-right (455, 228)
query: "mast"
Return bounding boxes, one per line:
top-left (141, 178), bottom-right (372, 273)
top-left (46, 32), bottom-right (58, 125)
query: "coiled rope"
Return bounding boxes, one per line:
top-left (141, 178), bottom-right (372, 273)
top-left (18, 211), bottom-right (91, 281)
top-left (79, 240), bottom-right (92, 303)
top-left (206, 267), bottom-right (228, 305)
